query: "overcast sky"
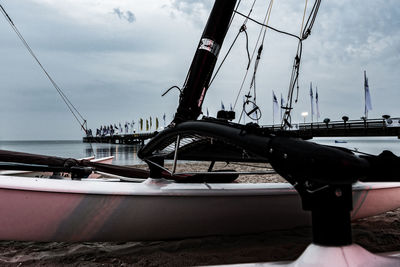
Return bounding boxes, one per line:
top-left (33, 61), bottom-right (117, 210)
top-left (0, 0), bottom-right (399, 140)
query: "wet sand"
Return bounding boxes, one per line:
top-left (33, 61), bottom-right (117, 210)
top-left (1, 162), bottom-right (399, 266)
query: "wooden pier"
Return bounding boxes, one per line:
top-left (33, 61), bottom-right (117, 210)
top-left (83, 118), bottom-right (400, 144)
top-left (83, 132), bottom-right (157, 145)
top-left (265, 117), bottom-right (400, 139)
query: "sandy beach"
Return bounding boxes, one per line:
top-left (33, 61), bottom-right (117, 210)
top-left (134, 162), bottom-right (287, 183)
top-left (1, 162), bottom-right (399, 266)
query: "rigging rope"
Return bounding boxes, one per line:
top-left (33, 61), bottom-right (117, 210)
top-left (242, 0), bottom-right (274, 123)
top-left (230, 0), bottom-right (321, 128)
top-left (249, 0), bottom-right (274, 98)
top-left (233, 2), bottom-right (273, 110)
top-left (0, 4), bottom-right (89, 135)
top-left (179, 0), bottom-right (321, 127)
top-left (234, 10), bottom-right (301, 41)
top-left (233, 0), bottom-right (274, 124)
top-left (282, 0), bottom-right (321, 128)
top-left (299, 0), bottom-right (309, 37)
top-left (1, 4), bottom-right (96, 156)
top-left (208, 0), bottom-right (257, 88)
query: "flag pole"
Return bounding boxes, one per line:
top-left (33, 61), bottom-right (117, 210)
top-left (310, 82), bottom-right (314, 125)
top-left (280, 93), bottom-right (283, 121)
top-left (272, 91), bottom-right (280, 128)
top-left (272, 91), bottom-right (275, 127)
top-left (364, 70), bottom-right (373, 120)
top-left (316, 86), bottom-right (320, 123)
top-left (364, 70), bottom-right (367, 119)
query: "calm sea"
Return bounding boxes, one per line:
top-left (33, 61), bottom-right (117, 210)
top-left (0, 137), bottom-right (399, 166)
top-left (0, 140), bottom-right (144, 165)
top-left (313, 137), bottom-right (400, 155)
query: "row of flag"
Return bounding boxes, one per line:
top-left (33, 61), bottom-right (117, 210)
top-left (118, 71), bottom-right (371, 132)
top-left (273, 71), bottom-right (373, 124)
top-left (309, 71), bottom-right (372, 122)
top-left (196, 69), bottom-right (373, 125)
top-left (138, 117), bottom-right (159, 131)
top-left (272, 91), bottom-right (290, 124)
top-left (309, 82), bottom-right (321, 123)
top-left (272, 84), bottom-right (320, 124)
top-left (96, 114), bottom-right (168, 135)
top-left (138, 114), bottom-right (167, 131)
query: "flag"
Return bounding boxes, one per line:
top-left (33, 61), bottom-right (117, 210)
top-left (156, 117), bottom-right (159, 130)
top-left (242, 96), bottom-right (246, 124)
top-left (280, 93), bottom-right (285, 120)
top-left (272, 91), bottom-right (279, 124)
top-left (310, 82), bottom-right (315, 122)
top-left (146, 119), bottom-right (149, 131)
top-left (316, 87), bottom-right (320, 120)
top-left (162, 113), bottom-right (166, 127)
top-left (364, 71), bottom-right (372, 117)
top-left (139, 119), bottom-right (143, 131)
top-left (221, 101), bottom-right (225, 110)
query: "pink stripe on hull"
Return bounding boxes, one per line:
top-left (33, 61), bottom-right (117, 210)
top-left (55, 194), bottom-right (124, 241)
top-left (0, 188), bottom-right (83, 241)
top-left (0, 188), bottom-right (124, 242)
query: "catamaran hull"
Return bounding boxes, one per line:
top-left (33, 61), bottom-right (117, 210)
top-left (0, 187), bottom-right (305, 242)
top-left (0, 176), bottom-right (399, 242)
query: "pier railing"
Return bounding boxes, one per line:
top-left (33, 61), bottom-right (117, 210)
top-left (84, 118), bottom-right (400, 144)
top-left (263, 117), bottom-right (400, 139)
top-left (83, 132), bottom-right (157, 144)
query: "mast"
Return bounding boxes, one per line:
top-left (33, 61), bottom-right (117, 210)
top-left (173, 0), bottom-right (237, 123)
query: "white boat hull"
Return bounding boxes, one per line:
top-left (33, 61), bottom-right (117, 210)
top-left (212, 244), bottom-right (400, 267)
top-left (0, 176), bottom-right (399, 242)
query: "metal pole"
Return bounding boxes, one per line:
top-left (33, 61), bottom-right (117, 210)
top-left (173, 0), bottom-right (238, 123)
top-left (172, 135), bottom-right (181, 174)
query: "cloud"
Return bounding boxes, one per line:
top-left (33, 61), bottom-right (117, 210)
top-left (309, 0), bottom-right (400, 64)
top-left (170, 0), bottom-right (212, 15)
top-left (113, 8), bottom-right (136, 23)
top-left (164, 0), bottom-right (212, 26)
top-left (1, 0), bottom-right (399, 140)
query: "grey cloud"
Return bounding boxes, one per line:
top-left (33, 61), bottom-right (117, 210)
top-left (165, 0), bottom-right (212, 26)
top-left (1, 0), bottom-right (399, 140)
top-left (312, 1), bottom-right (400, 64)
top-left (113, 8), bottom-right (136, 23)
top-left (113, 8), bottom-right (123, 19)
top-left (170, 0), bottom-right (212, 15)
top-left (125, 11), bottom-right (135, 23)
top-left (0, 10), bottom-right (159, 55)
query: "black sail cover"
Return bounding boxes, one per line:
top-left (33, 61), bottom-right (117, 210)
top-left (173, 0), bottom-right (237, 123)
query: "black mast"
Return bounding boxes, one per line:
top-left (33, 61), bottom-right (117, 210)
top-left (173, 0), bottom-right (237, 123)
